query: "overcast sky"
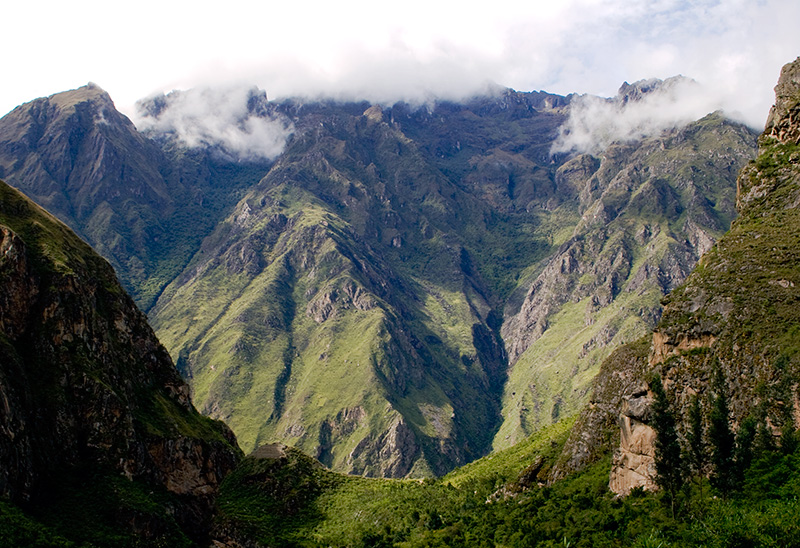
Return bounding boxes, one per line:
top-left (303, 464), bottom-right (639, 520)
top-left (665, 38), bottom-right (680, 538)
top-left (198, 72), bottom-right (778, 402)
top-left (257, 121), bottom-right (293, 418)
top-left (3, 0), bottom-right (799, 130)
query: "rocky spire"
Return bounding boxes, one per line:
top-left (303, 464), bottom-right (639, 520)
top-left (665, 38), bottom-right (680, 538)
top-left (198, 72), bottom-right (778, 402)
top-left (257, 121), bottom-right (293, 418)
top-left (764, 57), bottom-right (800, 145)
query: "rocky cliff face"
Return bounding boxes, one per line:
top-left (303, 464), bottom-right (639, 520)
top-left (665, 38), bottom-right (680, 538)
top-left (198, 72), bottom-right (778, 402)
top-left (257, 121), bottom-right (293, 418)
top-left (552, 57), bottom-right (800, 496)
top-left (0, 180), bottom-right (241, 543)
top-left (495, 112), bottom-right (756, 449)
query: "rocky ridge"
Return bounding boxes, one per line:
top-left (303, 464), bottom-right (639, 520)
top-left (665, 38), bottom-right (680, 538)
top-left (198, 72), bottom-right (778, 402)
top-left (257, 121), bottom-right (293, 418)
top-left (495, 112), bottom-right (756, 449)
top-left (550, 57), bottom-right (800, 495)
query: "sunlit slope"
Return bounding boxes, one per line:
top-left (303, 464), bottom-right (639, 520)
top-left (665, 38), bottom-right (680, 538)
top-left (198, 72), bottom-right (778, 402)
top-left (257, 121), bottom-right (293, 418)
top-left (496, 113), bottom-right (757, 448)
top-left (151, 104), bottom-right (535, 476)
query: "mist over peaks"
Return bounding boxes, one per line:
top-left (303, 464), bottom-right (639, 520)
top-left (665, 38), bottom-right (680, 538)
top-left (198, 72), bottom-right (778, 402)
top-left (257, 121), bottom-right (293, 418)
top-left (134, 86), bottom-right (294, 162)
top-left (551, 76), bottom-right (725, 155)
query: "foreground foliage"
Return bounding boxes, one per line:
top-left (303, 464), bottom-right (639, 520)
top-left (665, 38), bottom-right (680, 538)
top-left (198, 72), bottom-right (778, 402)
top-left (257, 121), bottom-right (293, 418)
top-left (2, 414), bottom-right (800, 547)
top-left (211, 420), bottom-right (800, 548)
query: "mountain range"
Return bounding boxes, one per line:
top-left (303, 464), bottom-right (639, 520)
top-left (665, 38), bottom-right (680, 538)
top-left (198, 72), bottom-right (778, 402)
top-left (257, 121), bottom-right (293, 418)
top-left (0, 53), bottom-right (798, 547)
top-left (0, 78), bottom-right (758, 478)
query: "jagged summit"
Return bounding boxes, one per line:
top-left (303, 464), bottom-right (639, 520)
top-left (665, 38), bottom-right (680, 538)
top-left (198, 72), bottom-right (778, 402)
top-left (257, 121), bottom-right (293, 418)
top-left (617, 75), bottom-right (696, 104)
top-left (764, 56), bottom-right (800, 145)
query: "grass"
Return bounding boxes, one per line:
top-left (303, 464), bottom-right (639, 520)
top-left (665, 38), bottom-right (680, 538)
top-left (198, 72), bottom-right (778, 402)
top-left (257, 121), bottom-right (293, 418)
top-left (216, 423), bottom-right (800, 548)
top-left (135, 389), bottom-right (233, 444)
top-left (660, 137), bottom-right (800, 353)
top-left (443, 418), bottom-right (575, 488)
top-left (0, 180), bottom-right (115, 282)
top-left (216, 417), bottom-right (576, 547)
top-left (495, 278), bottom-right (663, 450)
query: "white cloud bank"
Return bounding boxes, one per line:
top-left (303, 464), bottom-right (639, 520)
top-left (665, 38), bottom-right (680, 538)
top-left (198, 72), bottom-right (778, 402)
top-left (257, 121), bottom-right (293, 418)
top-left (134, 87), bottom-right (293, 162)
top-left (2, 0), bottom-right (799, 140)
top-left (551, 77), bottom-right (725, 154)
top-left (122, 0), bottom-right (797, 133)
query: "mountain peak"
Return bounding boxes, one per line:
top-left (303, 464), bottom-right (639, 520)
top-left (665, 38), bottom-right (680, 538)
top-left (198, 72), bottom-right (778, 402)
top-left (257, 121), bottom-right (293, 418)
top-left (7, 83), bottom-right (117, 123)
top-left (616, 75), bottom-right (696, 104)
top-left (49, 82), bottom-right (111, 106)
top-left (0, 82), bottom-right (130, 150)
top-left (764, 56), bottom-right (800, 145)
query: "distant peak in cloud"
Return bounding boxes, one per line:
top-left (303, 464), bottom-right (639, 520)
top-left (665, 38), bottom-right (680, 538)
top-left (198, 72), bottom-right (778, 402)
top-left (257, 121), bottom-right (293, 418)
top-left (134, 86), bottom-right (294, 162)
top-left (551, 75), bottom-right (725, 155)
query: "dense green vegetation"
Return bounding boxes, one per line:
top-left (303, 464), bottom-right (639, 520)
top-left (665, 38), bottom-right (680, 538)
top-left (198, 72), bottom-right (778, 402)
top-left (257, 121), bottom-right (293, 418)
top-left (207, 415), bottom-right (800, 547)
top-left (0, 467), bottom-right (194, 548)
top-left (3, 412), bottom-right (799, 547)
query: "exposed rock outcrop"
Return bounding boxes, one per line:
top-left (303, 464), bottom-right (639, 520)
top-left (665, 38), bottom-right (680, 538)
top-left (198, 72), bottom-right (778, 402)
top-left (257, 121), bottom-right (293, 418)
top-left (764, 56), bottom-right (800, 146)
top-left (608, 390), bottom-right (657, 495)
top-left (596, 57), bottom-right (800, 496)
top-left (347, 417), bottom-right (421, 477)
top-left (0, 180), bottom-right (241, 543)
top-left (548, 57), bottom-right (800, 497)
top-left (497, 112), bottom-right (756, 448)
top-left (549, 337), bottom-right (651, 486)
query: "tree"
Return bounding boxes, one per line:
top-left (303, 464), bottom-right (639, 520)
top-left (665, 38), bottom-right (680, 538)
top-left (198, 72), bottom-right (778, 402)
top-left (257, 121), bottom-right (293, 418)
top-left (734, 414), bottom-right (757, 481)
top-left (686, 395), bottom-right (705, 476)
top-left (708, 371), bottom-right (735, 496)
top-left (686, 394), bottom-right (706, 501)
top-left (780, 422), bottom-right (798, 455)
top-left (650, 374), bottom-right (684, 517)
top-left (754, 417), bottom-right (776, 455)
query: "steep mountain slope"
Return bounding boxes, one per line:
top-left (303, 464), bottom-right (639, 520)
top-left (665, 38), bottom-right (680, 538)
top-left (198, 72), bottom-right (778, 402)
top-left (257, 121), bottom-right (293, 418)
top-left (0, 179), bottom-right (241, 544)
top-left (0, 82), bottom-right (757, 478)
top-left (496, 113), bottom-right (756, 448)
top-left (551, 57), bottom-right (800, 494)
top-left (150, 90), bottom-right (755, 476)
top-left (148, 98), bottom-right (557, 476)
top-left (0, 84), bottom-right (271, 308)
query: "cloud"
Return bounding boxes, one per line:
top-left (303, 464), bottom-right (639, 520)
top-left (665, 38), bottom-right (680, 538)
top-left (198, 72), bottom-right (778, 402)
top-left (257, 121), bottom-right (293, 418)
top-left (151, 0), bottom-right (795, 132)
top-left (133, 86), bottom-right (294, 162)
top-left (551, 76), bottom-right (726, 154)
top-left (3, 0), bottom-right (799, 142)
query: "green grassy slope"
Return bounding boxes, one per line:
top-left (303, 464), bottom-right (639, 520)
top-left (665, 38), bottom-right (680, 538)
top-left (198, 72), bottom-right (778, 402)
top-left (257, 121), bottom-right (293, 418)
top-left (213, 421), bottom-right (800, 547)
top-left (495, 114), bottom-right (757, 449)
top-left (151, 107), bottom-right (520, 475)
top-left (213, 419), bottom-right (574, 547)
